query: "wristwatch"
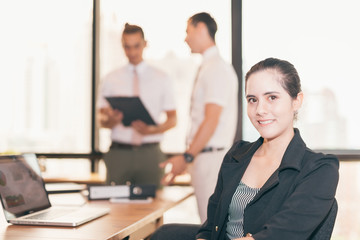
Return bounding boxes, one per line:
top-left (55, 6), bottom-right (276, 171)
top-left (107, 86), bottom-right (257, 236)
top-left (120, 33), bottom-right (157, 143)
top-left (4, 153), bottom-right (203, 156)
top-left (183, 152), bottom-right (194, 163)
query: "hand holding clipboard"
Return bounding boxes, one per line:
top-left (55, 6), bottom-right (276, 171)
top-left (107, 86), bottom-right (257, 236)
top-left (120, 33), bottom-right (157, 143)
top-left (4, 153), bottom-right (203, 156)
top-left (105, 97), bottom-right (156, 126)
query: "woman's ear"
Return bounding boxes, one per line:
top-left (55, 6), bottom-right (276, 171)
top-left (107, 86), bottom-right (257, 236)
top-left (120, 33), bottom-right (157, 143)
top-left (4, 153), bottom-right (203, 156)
top-left (293, 91), bottom-right (304, 111)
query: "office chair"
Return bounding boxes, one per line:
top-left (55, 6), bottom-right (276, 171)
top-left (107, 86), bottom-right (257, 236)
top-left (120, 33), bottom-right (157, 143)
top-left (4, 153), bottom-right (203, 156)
top-left (311, 199), bottom-right (338, 240)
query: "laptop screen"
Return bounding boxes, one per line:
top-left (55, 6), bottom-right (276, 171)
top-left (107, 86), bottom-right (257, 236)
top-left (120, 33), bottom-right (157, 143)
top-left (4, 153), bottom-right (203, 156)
top-left (0, 155), bottom-right (51, 220)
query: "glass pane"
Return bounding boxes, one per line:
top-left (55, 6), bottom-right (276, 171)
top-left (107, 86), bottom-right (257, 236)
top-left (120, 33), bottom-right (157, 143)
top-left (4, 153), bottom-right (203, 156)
top-left (242, 0), bottom-right (360, 150)
top-left (0, 0), bottom-right (93, 153)
top-left (99, 0), bottom-right (231, 153)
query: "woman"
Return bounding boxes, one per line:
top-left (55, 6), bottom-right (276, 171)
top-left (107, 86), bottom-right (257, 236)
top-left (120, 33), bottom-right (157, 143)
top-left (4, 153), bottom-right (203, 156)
top-left (151, 58), bottom-right (339, 240)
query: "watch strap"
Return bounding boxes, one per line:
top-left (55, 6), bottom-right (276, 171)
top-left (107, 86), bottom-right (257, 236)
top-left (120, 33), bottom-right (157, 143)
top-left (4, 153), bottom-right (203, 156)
top-left (183, 152), bottom-right (194, 163)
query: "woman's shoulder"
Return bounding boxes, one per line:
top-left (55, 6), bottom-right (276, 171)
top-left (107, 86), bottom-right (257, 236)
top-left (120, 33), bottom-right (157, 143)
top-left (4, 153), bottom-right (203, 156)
top-left (223, 140), bottom-right (256, 163)
top-left (232, 139), bottom-right (253, 149)
top-left (303, 147), bottom-right (339, 171)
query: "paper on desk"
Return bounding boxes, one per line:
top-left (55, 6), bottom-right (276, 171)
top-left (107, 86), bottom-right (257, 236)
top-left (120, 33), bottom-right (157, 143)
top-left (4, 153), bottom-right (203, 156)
top-left (49, 193), bottom-right (87, 206)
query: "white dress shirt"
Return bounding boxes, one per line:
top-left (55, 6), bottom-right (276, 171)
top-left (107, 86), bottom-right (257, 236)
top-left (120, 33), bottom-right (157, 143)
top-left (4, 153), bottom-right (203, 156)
top-left (98, 61), bottom-right (176, 144)
top-left (187, 46), bottom-right (238, 148)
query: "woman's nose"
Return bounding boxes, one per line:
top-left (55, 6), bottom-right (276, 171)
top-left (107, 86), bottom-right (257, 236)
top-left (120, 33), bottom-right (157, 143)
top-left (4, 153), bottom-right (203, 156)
top-left (256, 100), bottom-right (268, 116)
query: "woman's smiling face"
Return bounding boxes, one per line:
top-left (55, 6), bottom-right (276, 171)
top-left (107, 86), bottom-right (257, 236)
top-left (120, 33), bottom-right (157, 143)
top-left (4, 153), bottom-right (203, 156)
top-left (245, 69), bottom-right (303, 142)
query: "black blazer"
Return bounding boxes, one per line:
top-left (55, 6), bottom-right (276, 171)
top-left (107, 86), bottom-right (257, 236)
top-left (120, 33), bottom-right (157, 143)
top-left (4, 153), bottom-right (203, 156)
top-left (197, 129), bottom-right (339, 240)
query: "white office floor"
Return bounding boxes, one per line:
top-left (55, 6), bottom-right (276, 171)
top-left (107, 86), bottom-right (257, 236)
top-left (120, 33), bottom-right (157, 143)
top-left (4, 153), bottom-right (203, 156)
top-left (163, 161), bottom-right (360, 240)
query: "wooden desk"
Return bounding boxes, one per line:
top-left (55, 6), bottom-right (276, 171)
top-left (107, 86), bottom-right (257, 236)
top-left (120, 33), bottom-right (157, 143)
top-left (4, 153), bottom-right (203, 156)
top-left (0, 186), bottom-right (194, 240)
top-left (43, 173), bottom-right (191, 186)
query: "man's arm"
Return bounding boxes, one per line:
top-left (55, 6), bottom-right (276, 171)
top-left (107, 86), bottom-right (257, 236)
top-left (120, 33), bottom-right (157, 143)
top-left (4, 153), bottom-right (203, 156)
top-left (160, 103), bottom-right (222, 185)
top-left (131, 110), bottom-right (177, 135)
top-left (186, 103), bottom-right (222, 156)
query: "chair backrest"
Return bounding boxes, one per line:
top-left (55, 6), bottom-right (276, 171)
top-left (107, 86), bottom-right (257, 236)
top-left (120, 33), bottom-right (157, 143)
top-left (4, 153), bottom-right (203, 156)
top-left (311, 199), bottom-right (338, 240)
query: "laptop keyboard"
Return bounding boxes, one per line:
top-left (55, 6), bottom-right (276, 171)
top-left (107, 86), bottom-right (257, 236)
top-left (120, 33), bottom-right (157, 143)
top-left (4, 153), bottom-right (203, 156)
top-left (24, 208), bottom-right (74, 220)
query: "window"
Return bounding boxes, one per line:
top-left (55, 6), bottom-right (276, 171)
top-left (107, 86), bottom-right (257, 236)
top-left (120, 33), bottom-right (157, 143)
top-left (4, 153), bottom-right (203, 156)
top-left (0, 0), bottom-right (93, 153)
top-left (242, 0), bottom-right (360, 150)
top-left (98, 0), bottom-right (232, 153)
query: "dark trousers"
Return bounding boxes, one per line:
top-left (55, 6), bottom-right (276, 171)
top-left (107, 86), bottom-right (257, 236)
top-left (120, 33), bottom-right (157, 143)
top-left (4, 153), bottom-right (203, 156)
top-left (150, 224), bottom-right (201, 240)
top-left (104, 143), bottom-right (165, 186)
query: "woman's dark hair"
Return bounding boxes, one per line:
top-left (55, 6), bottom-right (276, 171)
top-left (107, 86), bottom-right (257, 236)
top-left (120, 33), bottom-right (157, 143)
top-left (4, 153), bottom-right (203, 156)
top-left (189, 12), bottom-right (217, 42)
top-left (245, 58), bottom-right (302, 99)
top-left (122, 23), bottom-right (145, 39)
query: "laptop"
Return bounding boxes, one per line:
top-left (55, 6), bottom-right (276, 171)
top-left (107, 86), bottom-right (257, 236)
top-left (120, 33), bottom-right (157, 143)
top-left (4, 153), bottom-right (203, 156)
top-left (0, 155), bottom-right (110, 227)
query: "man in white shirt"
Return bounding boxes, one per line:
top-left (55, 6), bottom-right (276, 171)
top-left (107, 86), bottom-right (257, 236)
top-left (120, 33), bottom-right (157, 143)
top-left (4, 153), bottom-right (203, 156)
top-left (98, 23), bottom-right (177, 187)
top-left (160, 12), bottom-right (239, 222)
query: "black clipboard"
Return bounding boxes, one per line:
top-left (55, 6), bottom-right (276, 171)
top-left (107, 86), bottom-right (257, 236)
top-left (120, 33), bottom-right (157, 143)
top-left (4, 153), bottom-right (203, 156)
top-left (105, 96), bottom-right (156, 126)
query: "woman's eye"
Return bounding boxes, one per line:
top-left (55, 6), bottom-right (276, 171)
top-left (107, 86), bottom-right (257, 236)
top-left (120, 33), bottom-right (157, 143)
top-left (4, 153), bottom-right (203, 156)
top-left (269, 96), bottom-right (277, 101)
top-left (247, 98), bottom-right (257, 103)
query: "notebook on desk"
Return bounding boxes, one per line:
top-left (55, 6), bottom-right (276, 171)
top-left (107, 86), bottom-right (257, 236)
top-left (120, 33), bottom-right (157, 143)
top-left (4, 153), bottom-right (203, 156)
top-left (0, 155), bottom-right (110, 227)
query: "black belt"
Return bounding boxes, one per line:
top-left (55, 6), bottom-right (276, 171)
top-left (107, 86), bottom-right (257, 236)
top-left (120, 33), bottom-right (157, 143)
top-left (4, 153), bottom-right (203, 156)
top-left (201, 147), bottom-right (225, 153)
top-left (110, 142), bottom-right (159, 149)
